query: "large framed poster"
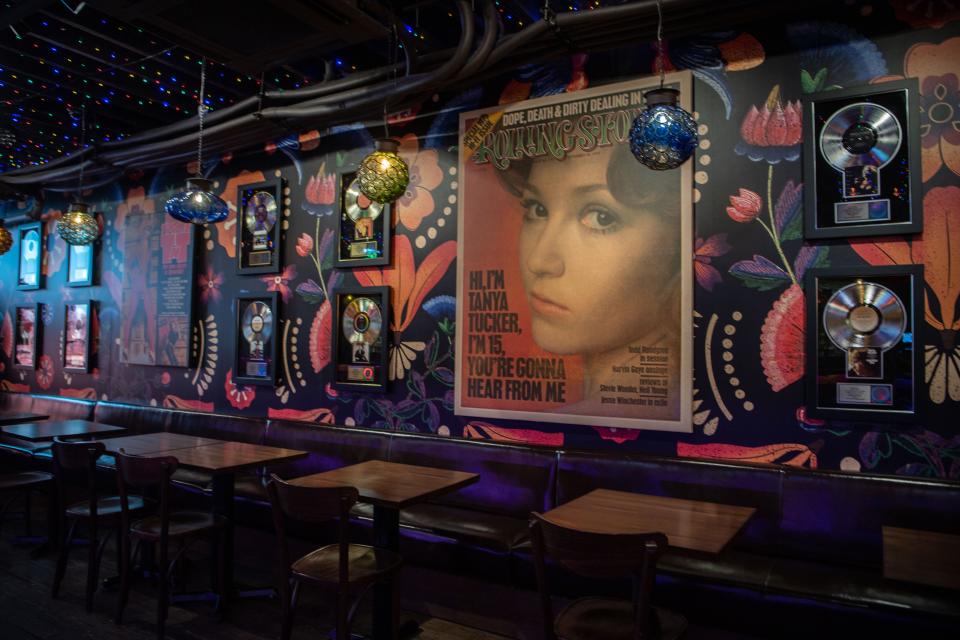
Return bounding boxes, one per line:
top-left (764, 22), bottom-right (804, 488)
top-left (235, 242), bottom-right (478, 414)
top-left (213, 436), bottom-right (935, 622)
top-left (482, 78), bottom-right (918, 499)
top-left (456, 72), bottom-right (694, 432)
top-left (119, 210), bottom-right (197, 367)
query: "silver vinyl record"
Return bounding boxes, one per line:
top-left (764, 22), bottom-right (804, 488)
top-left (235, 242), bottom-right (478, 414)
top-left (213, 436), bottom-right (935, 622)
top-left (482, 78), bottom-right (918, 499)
top-left (819, 102), bottom-right (902, 171)
top-left (242, 301), bottom-right (274, 343)
top-left (244, 191), bottom-right (278, 234)
top-left (344, 179), bottom-right (384, 223)
top-left (342, 296), bottom-right (382, 344)
top-left (823, 281), bottom-right (906, 351)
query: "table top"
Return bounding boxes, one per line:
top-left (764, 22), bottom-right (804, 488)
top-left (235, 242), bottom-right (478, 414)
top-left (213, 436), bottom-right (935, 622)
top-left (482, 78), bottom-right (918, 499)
top-left (541, 488), bottom-right (757, 555)
top-left (98, 432), bottom-right (224, 457)
top-left (156, 441), bottom-right (308, 473)
top-left (290, 459), bottom-right (479, 509)
top-left (0, 411), bottom-right (50, 427)
top-left (1, 419), bottom-right (126, 442)
top-left (883, 525), bottom-right (960, 590)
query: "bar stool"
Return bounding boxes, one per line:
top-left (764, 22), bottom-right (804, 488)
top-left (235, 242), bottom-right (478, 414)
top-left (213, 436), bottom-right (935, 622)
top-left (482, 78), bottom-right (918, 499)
top-left (51, 438), bottom-right (143, 612)
top-left (530, 513), bottom-right (687, 640)
top-left (267, 474), bottom-right (403, 640)
top-left (0, 470), bottom-right (53, 539)
top-left (115, 451), bottom-right (227, 639)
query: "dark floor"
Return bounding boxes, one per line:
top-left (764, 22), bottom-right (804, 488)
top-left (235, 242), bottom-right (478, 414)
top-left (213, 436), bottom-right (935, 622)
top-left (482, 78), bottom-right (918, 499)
top-left (0, 503), bottom-right (767, 640)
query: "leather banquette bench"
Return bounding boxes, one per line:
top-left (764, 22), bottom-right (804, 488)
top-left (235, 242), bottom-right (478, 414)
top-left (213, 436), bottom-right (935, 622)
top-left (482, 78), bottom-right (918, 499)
top-left (1, 394), bottom-right (957, 637)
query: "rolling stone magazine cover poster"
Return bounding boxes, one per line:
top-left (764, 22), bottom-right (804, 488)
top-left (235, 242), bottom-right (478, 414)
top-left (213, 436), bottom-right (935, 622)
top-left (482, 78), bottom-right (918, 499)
top-left (456, 72), bottom-right (693, 432)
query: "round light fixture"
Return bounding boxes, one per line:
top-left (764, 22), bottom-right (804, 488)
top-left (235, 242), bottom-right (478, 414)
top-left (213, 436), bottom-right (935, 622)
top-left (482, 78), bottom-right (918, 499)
top-left (164, 177), bottom-right (229, 225)
top-left (0, 221), bottom-right (12, 255)
top-left (357, 138), bottom-right (409, 204)
top-left (57, 201), bottom-right (100, 245)
top-left (629, 88), bottom-right (698, 171)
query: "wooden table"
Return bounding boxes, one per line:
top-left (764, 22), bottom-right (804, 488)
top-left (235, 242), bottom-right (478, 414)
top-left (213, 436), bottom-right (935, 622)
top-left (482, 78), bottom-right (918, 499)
top-left (541, 488), bottom-right (757, 554)
top-left (292, 460), bottom-right (479, 640)
top-left (883, 526), bottom-right (960, 590)
top-left (97, 432), bottom-right (223, 456)
top-left (0, 411), bottom-right (49, 426)
top-left (1, 419), bottom-right (126, 442)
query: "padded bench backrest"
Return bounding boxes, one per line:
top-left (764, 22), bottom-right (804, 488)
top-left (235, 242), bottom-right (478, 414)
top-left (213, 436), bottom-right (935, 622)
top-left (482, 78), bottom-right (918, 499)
top-left (94, 401), bottom-right (168, 434)
top-left (780, 468), bottom-right (960, 569)
top-left (557, 450), bottom-right (785, 555)
top-left (94, 401), bottom-right (266, 443)
top-left (387, 433), bottom-right (558, 519)
top-left (263, 420), bottom-right (390, 480)
top-left (1, 392), bottom-right (95, 421)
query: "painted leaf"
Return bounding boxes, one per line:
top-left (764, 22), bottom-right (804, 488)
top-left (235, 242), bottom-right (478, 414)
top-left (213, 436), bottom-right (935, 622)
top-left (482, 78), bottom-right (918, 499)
top-left (162, 395), bottom-right (214, 412)
top-left (317, 227), bottom-right (335, 267)
top-left (677, 442), bottom-right (818, 468)
top-left (61, 388), bottom-right (97, 399)
top-left (848, 236), bottom-right (914, 267)
top-left (729, 255), bottom-right (791, 291)
top-left (267, 407), bottom-right (334, 424)
top-left (920, 186), bottom-right (960, 330)
top-left (463, 422), bottom-right (565, 446)
top-left (774, 180), bottom-right (804, 239)
top-left (793, 244), bottom-right (828, 280)
top-left (692, 68), bottom-right (733, 119)
top-left (405, 240), bottom-right (458, 333)
top-left (858, 431), bottom-right (890, 469)
top-left (1, 311), bottom-right (11, 358)
top-left (760, 284), bottom-right (804, 391)
top-left (309, 300), bottom-right (332, 373)
top-left (296, 279), bottom-right (325, 305)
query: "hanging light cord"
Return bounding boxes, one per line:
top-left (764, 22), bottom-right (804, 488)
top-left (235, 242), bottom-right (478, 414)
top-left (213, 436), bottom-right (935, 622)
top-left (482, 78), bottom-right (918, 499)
top-left (196, 58), bottom-right (207, 178)
top-left (655, 0), bottom-right (665, 88)
top-left (383, 24), bottom-right (398, 140)
top-left (77, 104), bottom-right (86, 198)
top-left (541, 0), bottom-right (577, 52)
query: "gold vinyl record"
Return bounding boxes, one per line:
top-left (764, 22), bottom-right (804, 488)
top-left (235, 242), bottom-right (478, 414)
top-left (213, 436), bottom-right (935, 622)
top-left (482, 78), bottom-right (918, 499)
top-left (244, 191), bottom-right (278, 234)
top-left (344, 178), bottom-right (383, 223)
top-left (242, 301), bottom-right (274, 343)
top-left (341, 296), bottom-right (382, 345)
top-left (823, 280), bottom-right (906, 351)
top-left (819, 102), bottom-right (902, 171)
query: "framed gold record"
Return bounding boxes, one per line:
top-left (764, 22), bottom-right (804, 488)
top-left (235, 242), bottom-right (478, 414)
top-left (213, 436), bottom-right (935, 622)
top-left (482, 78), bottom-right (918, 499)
top-left (234, 292), bottom-right (279, 386)
top-left (331, 286), bottom-right (390, 392)
top-left (237, 179), bottom-right (285, 275)
top-left (335, 171), bottom-right (391, 268)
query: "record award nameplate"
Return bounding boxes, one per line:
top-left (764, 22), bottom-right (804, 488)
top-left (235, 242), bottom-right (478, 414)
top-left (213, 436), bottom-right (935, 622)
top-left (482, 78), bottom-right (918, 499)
top-left (331, 286), bottom-right (390, 392)
top-left (805, 265), bottom-right (923, 423)
top-left (334, 172), bottom-right (391, 268)
top-left (234, 292), bottom-right (279, 385)
top-left (803, 78), bottom-right (921, 239)
top-left (237, 179), bottom-right (284, 274)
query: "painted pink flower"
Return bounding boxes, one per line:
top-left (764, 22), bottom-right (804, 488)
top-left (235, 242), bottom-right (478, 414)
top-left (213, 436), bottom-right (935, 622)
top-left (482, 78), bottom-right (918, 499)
top-left (262, 264), bottom-right (297, 303)
top-left (306, 163), bottom-right (336, 205)
top-left (225, 369), bottom-right (255, 410)
top-left (694, 233), bottom-right (731, 292)
top-left (295, 232), bottom-right (314, 258)
top-left (593, 427), bottom-right (640, 444)
top-left (890, 0), bottom-right (960, 29)
top-left (727, 189), bottom-right (762, 223)
top-left (396, 133), bottom-right (444, 231)
top-left (760, 284), bottom-right (804, 391)
top-left (197, 266), bottom-right (223, 304)
top-left (735, 86), bottom-right (802, 163)
top-left (37, 354), bottom-right (54, 390)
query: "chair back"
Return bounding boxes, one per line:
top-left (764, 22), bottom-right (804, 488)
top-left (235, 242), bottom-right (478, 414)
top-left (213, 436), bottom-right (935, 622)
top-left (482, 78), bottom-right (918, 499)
top-left (529, 513), bottom-right (668, 640)
top-left (267, 474), bottom-right (358, 584)
top-left (51, 438), bottom-right (105, 519)
top-left (115, 451), bottom-right (178, 540)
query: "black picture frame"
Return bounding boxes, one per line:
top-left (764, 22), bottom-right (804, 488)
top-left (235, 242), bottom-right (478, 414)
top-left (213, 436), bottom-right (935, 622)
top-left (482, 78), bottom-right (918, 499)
top-left (804, 265), bottom-right (924, 424)
top-left (236, 179), bottom-right (283, 275)
top-left (64, 301), bottom-right (92, 373)
top-left (331, 286), bottom-right (390, 393)
top-left (803, 78), bottom-right (922, 240)
top-left (233, 292), bottom-right (280, 386)
top-left (66, 241), bottom-right (96, 287)
top-left (13, 303), bottom-right (40, 370)
top-left (334, 171), bottom-right (392, 268)
top-left (16, 221), bottom-right (43, 290)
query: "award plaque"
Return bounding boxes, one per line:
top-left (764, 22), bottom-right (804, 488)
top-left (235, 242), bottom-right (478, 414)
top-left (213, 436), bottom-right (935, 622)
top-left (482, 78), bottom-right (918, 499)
top-left (14, 304), bottom-right (40, 370)
top-left (803, 78), bottom-right (921, 239)
top-left (805, 265), bottom-right (923, 423)
top-left (236, 179), bottom-right (283, 274)
top-left (234, 292), bottom-right (279, 386)
top-left (17, 221), bottom-right (43, 290)
top-left (334, 171), bottom-right (391, 268)
top-left (67, 242), bottom-right (95, 287)
top-left (64, 301), bottom-right (92, 373)
top-left (331, 286), bottom-right (390, 392)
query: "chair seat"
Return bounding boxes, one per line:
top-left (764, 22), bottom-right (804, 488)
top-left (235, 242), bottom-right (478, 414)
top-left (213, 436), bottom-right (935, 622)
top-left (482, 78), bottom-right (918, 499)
top-left (292, 543), bottom-right (401, 585)
top-left (0, 471), bottom-right (53, 491)
top-left (130, 511), bottom-right (225, 539)
top-left (65, 495), bottom-right (145, 519)
top-left (555, 598), bottom-right (687, 640)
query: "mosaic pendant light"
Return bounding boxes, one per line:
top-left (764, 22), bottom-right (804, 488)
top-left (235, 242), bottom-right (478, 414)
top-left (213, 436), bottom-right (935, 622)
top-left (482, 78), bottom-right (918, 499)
top-left (57, 105), bottom-right (100, 245)
top-left (629, 0), bottom-right (698, 170)
top-left (357, 138), bottom-right (409, 204)
top-left (165, 58), bottom-right (229, 224)
top-left (0, 220), bottom-right (12, 256)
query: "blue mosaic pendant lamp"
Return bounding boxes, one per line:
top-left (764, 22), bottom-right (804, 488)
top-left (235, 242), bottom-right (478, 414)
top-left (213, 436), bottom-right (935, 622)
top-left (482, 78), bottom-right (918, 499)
top-left (57, 105), bottom-right (101, 246)
top-left (629, 0), bottom-right (698, 170)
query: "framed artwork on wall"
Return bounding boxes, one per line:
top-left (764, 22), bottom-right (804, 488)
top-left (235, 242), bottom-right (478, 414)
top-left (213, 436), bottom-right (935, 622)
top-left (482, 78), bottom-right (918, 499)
top-left (64, 301), bottom-right (92, 373)
top-left (234, 292), bottom-right (279, 386)
top-left (802, 78), bottom-right (922, 240)
top-left (17, 221), bottom-right (43, 290)
top-left (14, 304), bottom-right (40, 370)
top-left (804, 265), bottom-right (924, 423)
top-left (66, 242), bottom-right (95, 287)
top-left (331, 286), bottom-right (390, 392)
top-left (334, 171), bottom-right (391, 268)
top-left (236, 179), bottom-right (283, 275)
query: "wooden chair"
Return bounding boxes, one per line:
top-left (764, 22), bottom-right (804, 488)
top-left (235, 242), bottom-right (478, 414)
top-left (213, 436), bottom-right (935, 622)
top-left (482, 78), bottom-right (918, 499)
top-left (267, 474), bottom-right (403, 640)
top-left (530, 513), bottom-right (687, 640)
top-left (51, 438), bottom-right (143, 612)
top-left (115, 451), bottom-right (226, 639)
top-left (0, 470), bottom-right (53, 539)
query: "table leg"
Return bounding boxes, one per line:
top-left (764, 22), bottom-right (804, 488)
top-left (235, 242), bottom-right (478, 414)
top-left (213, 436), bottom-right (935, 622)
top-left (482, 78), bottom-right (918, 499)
top-left (372, 506), bottom-right (418, 640)
top-left (210, 472), bottom-right (235, 600)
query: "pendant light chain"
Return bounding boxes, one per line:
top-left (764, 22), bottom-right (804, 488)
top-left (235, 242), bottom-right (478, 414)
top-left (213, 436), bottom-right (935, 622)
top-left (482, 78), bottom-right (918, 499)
top-left (656, 0), bottom-right (665, 89)
top-left (77, 104), bottom-right (86, 197)
top-left (196, 58), bottom-right (207, 177)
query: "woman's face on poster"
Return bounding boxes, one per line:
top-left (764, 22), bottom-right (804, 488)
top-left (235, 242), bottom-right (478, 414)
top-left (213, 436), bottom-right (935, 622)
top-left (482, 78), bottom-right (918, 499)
top-left (517, 145), bottom-right (679, 357)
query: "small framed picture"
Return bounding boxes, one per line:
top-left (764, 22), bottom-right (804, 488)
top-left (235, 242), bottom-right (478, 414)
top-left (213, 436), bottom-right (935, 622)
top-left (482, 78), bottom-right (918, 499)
top-left (234, 292), bottom-right (279, 386)
top-left (236, 179), bottom-right (283, 275)
top-left (17, 221), bottom-right (43, 290)
top-left (64, 301), bottom-right (92, 373)
top-left (334, 171), bottom-right (391, 268)
top-left (331, 286), bottom-right (390, 392)
top-left (14, 304), bottom-right (40, 370)
top-left (66, 242), bottom-right (95, 287)
top-left (803, 78), bottom-right (922, 239)
top-left (805, 265), bottom-right (923, 423)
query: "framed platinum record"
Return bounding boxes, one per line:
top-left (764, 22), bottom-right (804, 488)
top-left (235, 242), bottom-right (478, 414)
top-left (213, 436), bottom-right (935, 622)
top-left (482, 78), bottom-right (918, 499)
top-left (803, 78), bottom-right (921, 240)
top-left (234, 292), bottom-right (279, 386)
top-left (236, 179), bottom-right (283, 275)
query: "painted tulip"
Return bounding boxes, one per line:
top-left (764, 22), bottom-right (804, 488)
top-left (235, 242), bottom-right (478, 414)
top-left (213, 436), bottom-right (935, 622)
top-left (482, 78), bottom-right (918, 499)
top-left (295, 232), bottom-right (314, 257)
top-left (727, 188), bottom-right (763, 223)
top-left (739, 86), bottom-right (802, 147)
